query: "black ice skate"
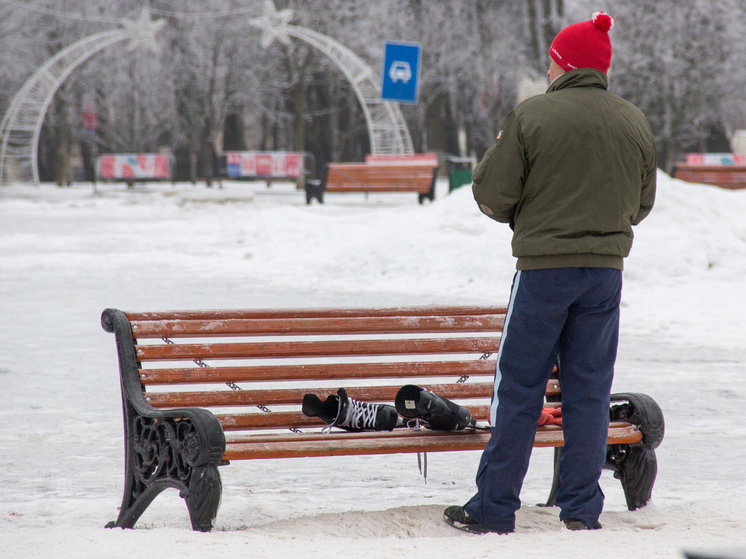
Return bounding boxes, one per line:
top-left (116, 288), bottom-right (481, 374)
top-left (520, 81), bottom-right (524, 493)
top-left (302, 387), bottom-right (399, 432)
top-left (301, 391), bottom-right (340, 424)
top-left (395, 384), bottom-right (479, 431)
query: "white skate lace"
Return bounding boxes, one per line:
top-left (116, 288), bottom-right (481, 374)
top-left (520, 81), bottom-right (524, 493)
top-left (338, 397), bottom-right (378, 429)
top-left (406, 418), bottom-right (423, 430)
top-left (321, 394), bottom-right (345, 434)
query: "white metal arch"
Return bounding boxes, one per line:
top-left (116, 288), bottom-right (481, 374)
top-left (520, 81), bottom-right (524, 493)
top-left (0, 29), bottom-right (129, 185)
top-left (250, 1), bottom-right (414, 156)
top-left (0, 7), bottom-right (165, 186)
top-left (283, 25), bottom-right (413, 156)
top-left (283, 25), bottom-right (414, 156)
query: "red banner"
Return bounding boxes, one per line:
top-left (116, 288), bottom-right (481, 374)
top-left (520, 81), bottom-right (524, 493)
top-left (685, 153), bottom-right (746, 166)
top-left (97, 154), bottom-right (171, 180)
top-left (225, 152), bottom-right (303, 178)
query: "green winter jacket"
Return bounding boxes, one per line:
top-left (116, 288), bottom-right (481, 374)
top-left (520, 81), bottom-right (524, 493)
top-left (472, 68), bottom-right (657, 270)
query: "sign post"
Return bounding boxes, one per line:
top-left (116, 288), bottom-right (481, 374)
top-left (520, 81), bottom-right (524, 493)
top-left (381, 41), bottom-right (421, 104)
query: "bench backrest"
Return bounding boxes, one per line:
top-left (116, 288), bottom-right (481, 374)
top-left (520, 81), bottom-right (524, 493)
top-left (103, 306), bottom-right (558, 438)
top-left (365, 153), bottom-right (439, 166)
top-left (324, 164), bottom-right (437, 192)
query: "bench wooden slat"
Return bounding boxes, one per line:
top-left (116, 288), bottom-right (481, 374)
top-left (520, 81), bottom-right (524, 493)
top-left (223, 431), bottom-right (494, 459)
top-left (328, 185), bottom-right (430, 192)
top-left (218, 411), bottom-right (321, 430)
top-left (224, 421), bottom-right (640, 445)
top-left (328, 171), bottom-right (436, 182)
top-left (135, 336), bottom-right (499, 362)
top-left (328, 164), bottom-right (436, 173)
top-left (222, 423), bottom-right (643, 460)
top-left (218, 411), bottom-right (325, 430)
top-left (130, 315), bottom-right (505, 338)
top-left (326, 184), bottom-right (433, 193)
top-left (215, 402), bottom-right (561, 431)
top-left (226, 428), bottom-right (483, 443)
top-left (217, 406), bottom-right (492, 431)
top-left (124, 306), bottom-right (507, 322)
top-left (147, 382), bottom-right (496, 409)
top-left (139, 359), bottom-right (501, 385)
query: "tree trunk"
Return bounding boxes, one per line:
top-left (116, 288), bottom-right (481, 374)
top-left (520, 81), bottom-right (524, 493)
top-left (661, 99), bottom-right (676, 174)
top-left (54, 94), bottom-right (73, 187)
top-left (189, 136), bottom-right (198, 185)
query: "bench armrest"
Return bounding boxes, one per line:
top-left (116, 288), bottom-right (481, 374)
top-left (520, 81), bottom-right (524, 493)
top-left (102, 308), bottom-right (225, 531)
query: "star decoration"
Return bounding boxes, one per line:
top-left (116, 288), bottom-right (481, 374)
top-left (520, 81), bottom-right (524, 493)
top-left (120, 6), bottom-right (167, 53)
top-left (249, 0), bottom-right (294, 48)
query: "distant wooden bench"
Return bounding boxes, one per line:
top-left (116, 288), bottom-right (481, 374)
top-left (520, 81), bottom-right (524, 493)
top-left (305, 163), bottom-right (438, 204)
top-left (673, 165), bottom-right (746, 190)
top-left (102, 305), bottom-right (664, 531)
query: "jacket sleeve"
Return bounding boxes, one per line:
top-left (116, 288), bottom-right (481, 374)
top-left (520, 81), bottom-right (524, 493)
top-left (472, 111), bottom-right (527, 224)
top-left (632, 139), bottom-right (657, 225)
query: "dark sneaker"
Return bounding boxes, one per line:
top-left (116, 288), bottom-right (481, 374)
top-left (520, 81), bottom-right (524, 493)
top-left (563, 518), bottom-right (602, 530)
top-left (443, 505), bottom-right (513, 535)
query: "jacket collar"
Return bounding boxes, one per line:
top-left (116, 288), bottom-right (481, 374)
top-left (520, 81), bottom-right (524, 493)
top-left (547, 68), bottom-right (608, 93)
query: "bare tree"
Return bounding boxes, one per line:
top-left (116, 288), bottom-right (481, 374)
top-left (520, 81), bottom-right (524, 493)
top-left (2, 0), bottom-right (745, 183)
top-left (608, 0), bottom-right (735, 171)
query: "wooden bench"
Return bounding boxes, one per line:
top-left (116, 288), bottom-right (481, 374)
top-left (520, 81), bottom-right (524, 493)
top-left (101, 305), bottom-right (664, 532)
top-left (673, 164), bottom-right (746, 190)
top-left (305, 163), bottom-right (439, 204)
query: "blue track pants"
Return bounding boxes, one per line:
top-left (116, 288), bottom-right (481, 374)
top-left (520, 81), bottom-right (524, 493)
top-left (464, 268), bottom-right (622, 531)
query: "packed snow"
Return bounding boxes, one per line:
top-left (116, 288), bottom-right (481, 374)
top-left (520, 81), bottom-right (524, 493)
top-left (1, 172), bottom-right (746, 559)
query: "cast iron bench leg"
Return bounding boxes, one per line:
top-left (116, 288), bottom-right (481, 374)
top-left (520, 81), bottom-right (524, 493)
top-left (186, 466), bottom-right (223, 531)
top-left (605, 444), bottom-right (658, 510)
top-left (107, 409), bottom-right (224, 532)
top-left (541, 447), bottom-right (562, 507)
top-left (606, 392), bottom-right (665, 510)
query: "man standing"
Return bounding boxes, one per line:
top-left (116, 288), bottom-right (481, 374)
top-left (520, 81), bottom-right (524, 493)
top-left (444, 12), bottom-right (657, 533)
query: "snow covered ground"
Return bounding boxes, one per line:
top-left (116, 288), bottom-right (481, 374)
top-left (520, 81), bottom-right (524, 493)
top-left (1, 172), bottom-right (746, 558)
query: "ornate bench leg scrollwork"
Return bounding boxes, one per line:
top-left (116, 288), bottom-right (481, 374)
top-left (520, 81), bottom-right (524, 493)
top-left (605, 392), bottom-right (665, 511)
top-left (102, 308), bottom-right (226, 532)
top-left (107, 404), bottom-right (225, 531)
top-left (541, 392), bottom-right (664, 511)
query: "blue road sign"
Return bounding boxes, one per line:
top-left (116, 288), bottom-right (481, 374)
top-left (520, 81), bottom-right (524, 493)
top-left (381, 41), bottom-right (421, 104)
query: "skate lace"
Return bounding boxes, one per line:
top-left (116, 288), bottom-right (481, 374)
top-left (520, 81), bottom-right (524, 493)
top-left (339, 398), bottom-right (378, 430)
top-left (321, 395), bottom-right (345, 434)
top-left (406, 418), bottom-right (423, 430)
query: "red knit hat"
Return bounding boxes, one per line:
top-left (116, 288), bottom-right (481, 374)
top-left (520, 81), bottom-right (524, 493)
top-left (549, 11), bottom-right (615, 73)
